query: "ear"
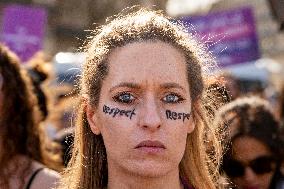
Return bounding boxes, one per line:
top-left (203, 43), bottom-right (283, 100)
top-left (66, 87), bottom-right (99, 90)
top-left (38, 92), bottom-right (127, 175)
top-left (187, 114), bottom-right (196, 134)
top-left (86, 103), bottom-right (101, 135)
top-left (187, 102), bottom-right (197, 134)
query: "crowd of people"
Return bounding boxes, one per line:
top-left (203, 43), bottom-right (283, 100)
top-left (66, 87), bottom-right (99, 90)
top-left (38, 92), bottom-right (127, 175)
top-left (1, 7), bottom-right (284, 189)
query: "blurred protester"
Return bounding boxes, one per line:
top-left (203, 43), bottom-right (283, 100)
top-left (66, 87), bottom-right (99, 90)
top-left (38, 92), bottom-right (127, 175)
top-left (42, 95), bottom-right (77, 172)
top-left (217, 72), bottom-right (241, 100)
top-left (25, 52), bottom-right (66, 172)
top-left (54, 127), bottom-right (74, 167)
top-left (214, 96), bottom-right (284, 189)
top-left (26, 52), bottom-right (54, 122)
top-left (51, 94), bottom-right (78, 131)
top-left (0, 44), bottom-right (60, 189)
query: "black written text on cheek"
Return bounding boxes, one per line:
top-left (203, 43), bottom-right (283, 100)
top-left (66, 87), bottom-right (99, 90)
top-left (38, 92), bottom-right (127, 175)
top-left (165, 110), bottom-right (190, 122)
top-left (103, 105), bottom-right (136, 120)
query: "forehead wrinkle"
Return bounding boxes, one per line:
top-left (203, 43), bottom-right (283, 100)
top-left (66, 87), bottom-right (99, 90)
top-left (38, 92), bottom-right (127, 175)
top-left (106, 41), bottom-right (189, 92)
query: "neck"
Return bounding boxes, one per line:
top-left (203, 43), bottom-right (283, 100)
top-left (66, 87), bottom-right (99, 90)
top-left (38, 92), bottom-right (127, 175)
top-left (107, 165), bottom-right (183, 189)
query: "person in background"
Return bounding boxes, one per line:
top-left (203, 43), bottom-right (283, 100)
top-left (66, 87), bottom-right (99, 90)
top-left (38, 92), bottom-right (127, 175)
top-left (54, 127), bottom-right (75, 168)
top-left (26, 52), bottom-right (53, 122)
top-left (0, 44), bottom-right (60, 189)
top-left (214, 96), bottom-right (284, 189)
top-left (217, 72), bottom-right (241, 100)
top-left (204, 81), bottom-right (231, 119)
top-left (58, 8), bottom-right (226, 189)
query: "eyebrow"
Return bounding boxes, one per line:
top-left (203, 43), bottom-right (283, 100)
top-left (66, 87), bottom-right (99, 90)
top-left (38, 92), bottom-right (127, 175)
top-left (109, 82), bottom-right (141, 92)
top-left (160, 82), bottom-right (186, 92)
top-left (110, 82), bottom-right (186, 92)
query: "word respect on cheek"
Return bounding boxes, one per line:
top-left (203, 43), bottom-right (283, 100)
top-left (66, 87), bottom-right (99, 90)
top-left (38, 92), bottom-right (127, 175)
top-left (166, 110), bottom-right (191, 122)
top-left (103, 105), bottom-right (136, 120)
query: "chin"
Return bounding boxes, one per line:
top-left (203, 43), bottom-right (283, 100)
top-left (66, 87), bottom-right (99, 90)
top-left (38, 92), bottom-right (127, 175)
top-left (124, 159), bottom-right (176, 178)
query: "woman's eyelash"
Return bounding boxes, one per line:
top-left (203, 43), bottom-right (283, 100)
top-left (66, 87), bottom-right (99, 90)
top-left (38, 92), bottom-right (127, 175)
top-left (113, 92), bottom-right (135, 104)
top-left (162, 93), bottom-right (185, 103)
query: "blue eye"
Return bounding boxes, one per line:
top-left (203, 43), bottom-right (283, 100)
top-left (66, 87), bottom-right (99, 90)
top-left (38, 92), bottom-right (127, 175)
top-left (163, 93), bottom-right (184, 103)
top-left (113, 92), bottom-right (135, 104)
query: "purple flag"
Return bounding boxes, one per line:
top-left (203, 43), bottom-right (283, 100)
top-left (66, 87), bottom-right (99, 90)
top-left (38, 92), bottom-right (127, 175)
top-left (180, 7), bottom-right (260, 67)
top-left (1, 4), bottom-right (47, 62)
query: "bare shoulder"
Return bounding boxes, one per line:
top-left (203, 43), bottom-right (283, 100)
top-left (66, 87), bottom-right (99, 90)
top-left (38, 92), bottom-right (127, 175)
top-left (30, 167), bottom-right (61, 189)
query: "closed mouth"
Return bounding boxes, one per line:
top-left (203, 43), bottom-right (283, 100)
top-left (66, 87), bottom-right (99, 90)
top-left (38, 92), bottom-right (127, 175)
top-left (135, 140), bottom-right (166, 149)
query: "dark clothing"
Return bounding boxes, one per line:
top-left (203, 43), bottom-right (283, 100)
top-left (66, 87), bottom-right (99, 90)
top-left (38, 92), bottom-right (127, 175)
top-left (25, 167), bottom-right (44, 189)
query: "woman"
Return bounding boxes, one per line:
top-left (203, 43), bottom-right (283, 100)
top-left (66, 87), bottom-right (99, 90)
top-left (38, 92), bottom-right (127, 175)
top-left (0, 44), bottom-right (60, 189)
top-left (215, 97), bottom-right (284, 189)
top-left (59, 8), bottom-right (224, 189)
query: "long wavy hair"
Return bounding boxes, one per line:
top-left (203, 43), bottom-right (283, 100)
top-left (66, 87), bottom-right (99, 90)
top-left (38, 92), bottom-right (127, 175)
top-left (59, 8), bottom-right (224, 189)
top-left (0, 44), bottom-right (43, 189)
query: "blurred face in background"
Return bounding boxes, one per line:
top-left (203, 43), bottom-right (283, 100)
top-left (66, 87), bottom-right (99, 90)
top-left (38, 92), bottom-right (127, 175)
top-left (226, 136), bottom-right (276, 189)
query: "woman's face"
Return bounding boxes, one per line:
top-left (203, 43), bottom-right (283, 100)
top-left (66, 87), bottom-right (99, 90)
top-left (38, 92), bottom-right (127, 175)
top-left (229, 136), bottom-right (276, 189)
top-left (87, 41), bottom-right (195, 177)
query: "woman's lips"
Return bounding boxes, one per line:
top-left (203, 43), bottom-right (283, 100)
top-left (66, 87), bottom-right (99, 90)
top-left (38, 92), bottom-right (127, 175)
top-left (135, 140), bottom-right (166, 153)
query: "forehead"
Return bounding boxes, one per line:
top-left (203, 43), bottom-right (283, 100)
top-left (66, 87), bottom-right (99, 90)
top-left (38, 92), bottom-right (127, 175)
top-left (105, 41), bottom-right (188, 88)
top-left (232, 136), bottom-right (271, 161)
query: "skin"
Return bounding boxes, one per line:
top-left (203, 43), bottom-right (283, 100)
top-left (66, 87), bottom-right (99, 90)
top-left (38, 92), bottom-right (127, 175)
top-left (231, 136), bottom-right (275, 189)
top-left (87, 41), bottom-right (195, 189)
top-left (8, 155), bottom-right (60, 189)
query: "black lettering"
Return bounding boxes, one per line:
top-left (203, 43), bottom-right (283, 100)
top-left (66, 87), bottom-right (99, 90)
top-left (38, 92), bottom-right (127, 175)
top-left (113, 108), bottom-right (120, 117)
top-left (102, 104), bottom-right (135, 120)
top-left (103, 105), bottom-right (107, 113)
top-left (120, 110), bottom-right (125, 116)
top-left (130, 109), bottom-right (136, 120)
top-left (182, 113), bottom-right (191, 122)
top-left (166, 110), bottom-right (191, 122)
top-left (166, 110), bottom-right (172, 119)
top-left (125, 111), bottom-right (131, 117)
top-left (172, 112), bottom-right (177, 120)
top-left (109, 108), bottom-right (114, 114)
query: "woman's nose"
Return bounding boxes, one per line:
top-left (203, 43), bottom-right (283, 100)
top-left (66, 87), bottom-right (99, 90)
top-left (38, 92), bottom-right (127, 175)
top-left (243, 167), bottom-right (257, 182)
top-left (138, 94), bottom-right (162, 131)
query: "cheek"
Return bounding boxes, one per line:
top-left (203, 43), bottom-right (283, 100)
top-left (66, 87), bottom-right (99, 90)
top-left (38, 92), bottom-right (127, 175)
top-left (165, 120), bottom-right (190, 158)
top-left (232, 172), bottom-right (275, 186)
top-left (258, 172), bottom-right (275, 186)
top-left (98, 113), bottom-right (135, 151)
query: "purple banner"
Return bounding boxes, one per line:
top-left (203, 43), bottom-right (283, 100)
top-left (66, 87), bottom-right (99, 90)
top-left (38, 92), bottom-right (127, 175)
top-left (0, 5), bottom-right (47, 62)
top-left (180, 7), bottom-right (260, 67)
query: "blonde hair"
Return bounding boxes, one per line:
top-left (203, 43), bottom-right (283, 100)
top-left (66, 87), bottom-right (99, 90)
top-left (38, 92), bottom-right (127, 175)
top-left (58, 8), bottom-right (224, 189)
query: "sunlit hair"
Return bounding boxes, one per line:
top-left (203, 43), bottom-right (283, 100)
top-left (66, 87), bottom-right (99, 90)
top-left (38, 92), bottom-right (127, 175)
top-left (0, 44), bottom-right (43, 188)
top-left (59, 8), bottom-right (224, 189)
top-left (214, 96), bottom-right (284, 188)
